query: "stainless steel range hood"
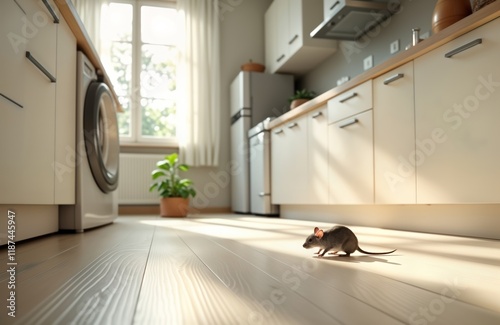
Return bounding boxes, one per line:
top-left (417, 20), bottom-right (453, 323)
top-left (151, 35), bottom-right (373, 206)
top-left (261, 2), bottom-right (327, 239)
top-left (311, 0), bottom-right (400, 41)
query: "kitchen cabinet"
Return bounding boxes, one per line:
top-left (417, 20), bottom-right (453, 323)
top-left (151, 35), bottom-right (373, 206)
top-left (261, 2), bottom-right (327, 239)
top-left (328, 80), bottom-right (372, 124)
top-left (328, 80), bottom-right (374, 204)
top-left (414, 18), bottom-right (500, 204)
top-left (271, 115), bottom-right (308, 204)
top-left (328, 110), bottom-right (374, 204)
top-left (0, 0), bottom-right (76, 204)
top-left (265, 0), bottom-right (336, 75)
top-left (0, 0), bottom-right (26, 110)
top-left (54, 5), bottom-right (77, 204)
top-left (307, 106), bottom-right (329, 204)
top-left (373, 61), bottom-right (416, 204)
top-left (323, 0), bottom-right (340, 20)
top-left (271, 106), bottom-right (329, 205)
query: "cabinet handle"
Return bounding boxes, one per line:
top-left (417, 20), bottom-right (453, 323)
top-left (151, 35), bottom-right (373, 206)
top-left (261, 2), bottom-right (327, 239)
top-left (259, 192), bottom-right (270, 197)
top-left (0, 93), bottom-right (23, 108)
top-left (288, 34), bottom-right (299, 45)
top-left (287, 122), bottom-right (298, 129)
top-left (311, 111), bottom-right (323, 119)
top-left (383, 73), bottom-right (404, 85)
top-left (330, 1), bottom-right (340, 10)
top-left (444, 38), bottom-right (482, 58)
top-left (42, 0), bottom-right (60, 24)
top-left (273, 129), bottom-right (284, 135)
top-left (338, 118), bottom-right (358, 128)
top-left (26, 51), bottom-right (56, 83)
top-left (276, 54), bottom-right (285, 63)
top-left (339, 92), bottom-right (358, 103)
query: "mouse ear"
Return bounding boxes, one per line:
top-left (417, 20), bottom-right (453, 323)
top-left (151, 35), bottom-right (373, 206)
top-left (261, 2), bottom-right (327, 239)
top-left (315, 229), bottom-right (324, 238)
top-left (314, 227), bottom-right (319, 233)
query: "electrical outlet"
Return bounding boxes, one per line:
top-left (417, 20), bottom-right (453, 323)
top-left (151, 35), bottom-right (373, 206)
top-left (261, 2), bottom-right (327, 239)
top-left (336, 76), bottom-right (350, 86)
top-left (390, 40), bottom-right (399, 54)
top-left (363, 55), bottom-right (373, 71)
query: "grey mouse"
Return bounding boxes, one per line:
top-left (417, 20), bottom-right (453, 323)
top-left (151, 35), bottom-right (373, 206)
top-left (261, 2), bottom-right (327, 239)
top-left (303, 226), bottom-right (397, 257)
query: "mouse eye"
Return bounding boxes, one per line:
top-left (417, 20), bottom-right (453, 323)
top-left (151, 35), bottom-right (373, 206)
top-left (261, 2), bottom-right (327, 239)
top-left (308, 238), bottom-right (313, 242)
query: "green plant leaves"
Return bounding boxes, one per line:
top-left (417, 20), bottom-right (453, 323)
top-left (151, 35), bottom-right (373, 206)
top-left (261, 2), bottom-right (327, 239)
top-left (148, 153), bottom-right (196, 199)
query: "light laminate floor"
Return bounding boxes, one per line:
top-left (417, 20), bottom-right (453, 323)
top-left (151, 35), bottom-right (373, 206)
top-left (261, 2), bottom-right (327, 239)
top-left (1, 214), bottom-right (499, 324)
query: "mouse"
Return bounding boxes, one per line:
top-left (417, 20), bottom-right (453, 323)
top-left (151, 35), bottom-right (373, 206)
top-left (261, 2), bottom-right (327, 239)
top-left (302, 226), bottom-right (397, 257)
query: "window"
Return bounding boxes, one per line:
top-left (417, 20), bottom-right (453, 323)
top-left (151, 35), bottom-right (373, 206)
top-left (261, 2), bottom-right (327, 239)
top-left (100, 1), bottom-right (179, 146)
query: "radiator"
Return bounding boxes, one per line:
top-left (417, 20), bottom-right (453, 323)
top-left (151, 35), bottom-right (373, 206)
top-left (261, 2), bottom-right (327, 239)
top-left (118, 154), bottom-right (165, 204)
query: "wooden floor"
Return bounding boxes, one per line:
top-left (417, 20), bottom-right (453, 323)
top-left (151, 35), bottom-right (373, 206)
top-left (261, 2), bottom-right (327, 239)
top-left (1, 214), bottom-right (499, 325)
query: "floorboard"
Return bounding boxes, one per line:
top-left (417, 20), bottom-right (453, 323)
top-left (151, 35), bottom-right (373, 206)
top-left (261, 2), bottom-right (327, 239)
top-left (0, 214), bottom-right (499, 325)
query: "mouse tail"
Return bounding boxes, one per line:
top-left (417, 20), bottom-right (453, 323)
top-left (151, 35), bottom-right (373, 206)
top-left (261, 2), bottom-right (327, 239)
top-left (357, 247), bottom-right (397, 255)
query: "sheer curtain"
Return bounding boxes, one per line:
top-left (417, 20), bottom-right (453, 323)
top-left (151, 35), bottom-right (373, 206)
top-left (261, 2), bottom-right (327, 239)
top-left (71, 0), bottom-right (108, 53)
top-left (177, 0), bottom-right (221, 167)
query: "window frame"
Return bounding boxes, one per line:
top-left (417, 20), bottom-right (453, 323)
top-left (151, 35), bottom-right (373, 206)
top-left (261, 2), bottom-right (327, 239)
top-left (104, 0), bottom-right (179, 148)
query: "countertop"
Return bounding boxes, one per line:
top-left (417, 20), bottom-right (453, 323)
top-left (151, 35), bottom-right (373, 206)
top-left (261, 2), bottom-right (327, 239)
top-left (269, 1), bottom-right (500, 129)
top-left (54, 0), bottom-right (123, 112)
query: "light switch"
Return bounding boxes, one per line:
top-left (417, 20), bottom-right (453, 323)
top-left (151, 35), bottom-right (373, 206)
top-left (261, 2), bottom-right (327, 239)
top-left (390, 40), bottom-right (399, 54)
top-left (363, 55), bottom-right (373, 71)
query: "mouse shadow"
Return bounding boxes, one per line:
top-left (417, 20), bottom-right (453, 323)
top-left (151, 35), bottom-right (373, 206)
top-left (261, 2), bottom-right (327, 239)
top-left (314, 254), bottom-right (401, 265)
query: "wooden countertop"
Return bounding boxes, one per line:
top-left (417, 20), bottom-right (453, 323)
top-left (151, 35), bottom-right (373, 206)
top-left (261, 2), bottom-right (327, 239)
top-left (54, 0), bottom-right (123, 112)
top-left (269, 2), bottom-right (500, 129)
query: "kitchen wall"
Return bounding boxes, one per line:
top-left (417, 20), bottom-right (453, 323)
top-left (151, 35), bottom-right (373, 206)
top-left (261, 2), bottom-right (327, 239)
top-left (299, 0), bottom-right (437, 93)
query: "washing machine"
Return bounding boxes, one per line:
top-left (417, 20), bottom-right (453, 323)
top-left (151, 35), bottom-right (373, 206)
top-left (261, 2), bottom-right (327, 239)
top-left (59, 51), bottom-right (119, 232)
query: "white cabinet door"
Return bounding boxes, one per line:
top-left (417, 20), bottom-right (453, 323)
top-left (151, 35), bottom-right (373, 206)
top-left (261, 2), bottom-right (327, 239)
top-left (265, 0), bottom-right (335, 75)
top-left (329, 110), bottom-right (374, 204)
top-left (414, 18), bottom-right (500, 204)
top-left (264, 0), bottom-right (288, 74)
top-left (308, 106), bottom-right (329, 204)
top-left (0, 0), bottom-right (26, 109)
top-left (54, 8), bottom-right (77, 204)
top-left (0, 0), bottom-right (58, 204)
top-left (323, 0), bottom-right (340, 20)
top-left (374, 61), bottom-right (416, 204)
top-left (328, 79), bottom-right (372, 124)
top-left (288, 0), bottom-right (303, 56)
top-left (271, 115), bottom-right (308, 204)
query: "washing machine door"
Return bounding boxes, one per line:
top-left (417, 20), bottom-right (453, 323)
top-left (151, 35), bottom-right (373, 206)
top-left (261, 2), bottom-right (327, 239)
top-left (84, 81), bottom-right (119, 193)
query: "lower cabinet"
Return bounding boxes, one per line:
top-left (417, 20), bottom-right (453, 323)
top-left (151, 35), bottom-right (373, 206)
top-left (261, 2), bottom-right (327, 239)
top-left (414, 18), bottom-right (500, 204)
top-left (307, 106), bottom-right (329, 204)
top-left (328, 109), bottom-right (374, 204)
top-left (271, 106), bottom-right (329, 204)
top-left (373, 61), bottom-right (416, 204)
top-left (271, 115), bottom-right (308, 204)
top-left (0, 0), bottom-right (76, 205)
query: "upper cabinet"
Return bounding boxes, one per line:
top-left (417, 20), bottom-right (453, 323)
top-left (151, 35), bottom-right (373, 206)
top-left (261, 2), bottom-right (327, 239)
top-left (414, 18), bottom-right (500, 204)
top-left (265, 0), bottom-right (337, 75)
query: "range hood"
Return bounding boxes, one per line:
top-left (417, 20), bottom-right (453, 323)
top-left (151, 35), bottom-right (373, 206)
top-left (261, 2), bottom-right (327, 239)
top-left (311, 0), bottom-right (400, 41)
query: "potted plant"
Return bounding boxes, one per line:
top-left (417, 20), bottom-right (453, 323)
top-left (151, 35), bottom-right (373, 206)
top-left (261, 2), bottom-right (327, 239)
top-left (149, 153), bottom-right (196, 217)
top-left (289, 89), bottom-right (317, 109)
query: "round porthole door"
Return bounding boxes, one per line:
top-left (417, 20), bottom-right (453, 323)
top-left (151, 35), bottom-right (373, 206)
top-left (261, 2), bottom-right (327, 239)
top-left (84, 81), bottom-right (119, 193)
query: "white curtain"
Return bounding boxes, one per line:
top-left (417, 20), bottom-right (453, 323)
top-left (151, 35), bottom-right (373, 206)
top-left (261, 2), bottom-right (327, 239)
top-left (71, 0), bottom-right (108, 53)
top-left (177, 0), bottom-right (221, 167)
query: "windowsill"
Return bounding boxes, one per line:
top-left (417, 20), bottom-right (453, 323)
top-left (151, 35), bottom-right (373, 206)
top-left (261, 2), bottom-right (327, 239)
top-left (120, 142), bottom-right (179, 154)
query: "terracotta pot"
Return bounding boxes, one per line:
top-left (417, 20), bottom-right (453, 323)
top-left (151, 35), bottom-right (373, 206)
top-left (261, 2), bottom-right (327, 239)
top-left (290, 98), bottom-right (309, 109)
top-left (432, 0), bottom-right (472, 34)
top-left (241, 61), bottom-right (265, 72)
top-left (160, 197), bottom-right (189, 217)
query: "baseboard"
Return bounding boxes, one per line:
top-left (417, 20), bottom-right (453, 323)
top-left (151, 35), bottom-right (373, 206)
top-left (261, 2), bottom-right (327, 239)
top-left (119, 205), bottom-right (232, 215)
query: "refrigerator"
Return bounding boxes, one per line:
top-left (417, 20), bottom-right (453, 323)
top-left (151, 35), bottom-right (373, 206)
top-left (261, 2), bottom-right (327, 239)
top-left (230, 71), bottom-right (293, 214)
